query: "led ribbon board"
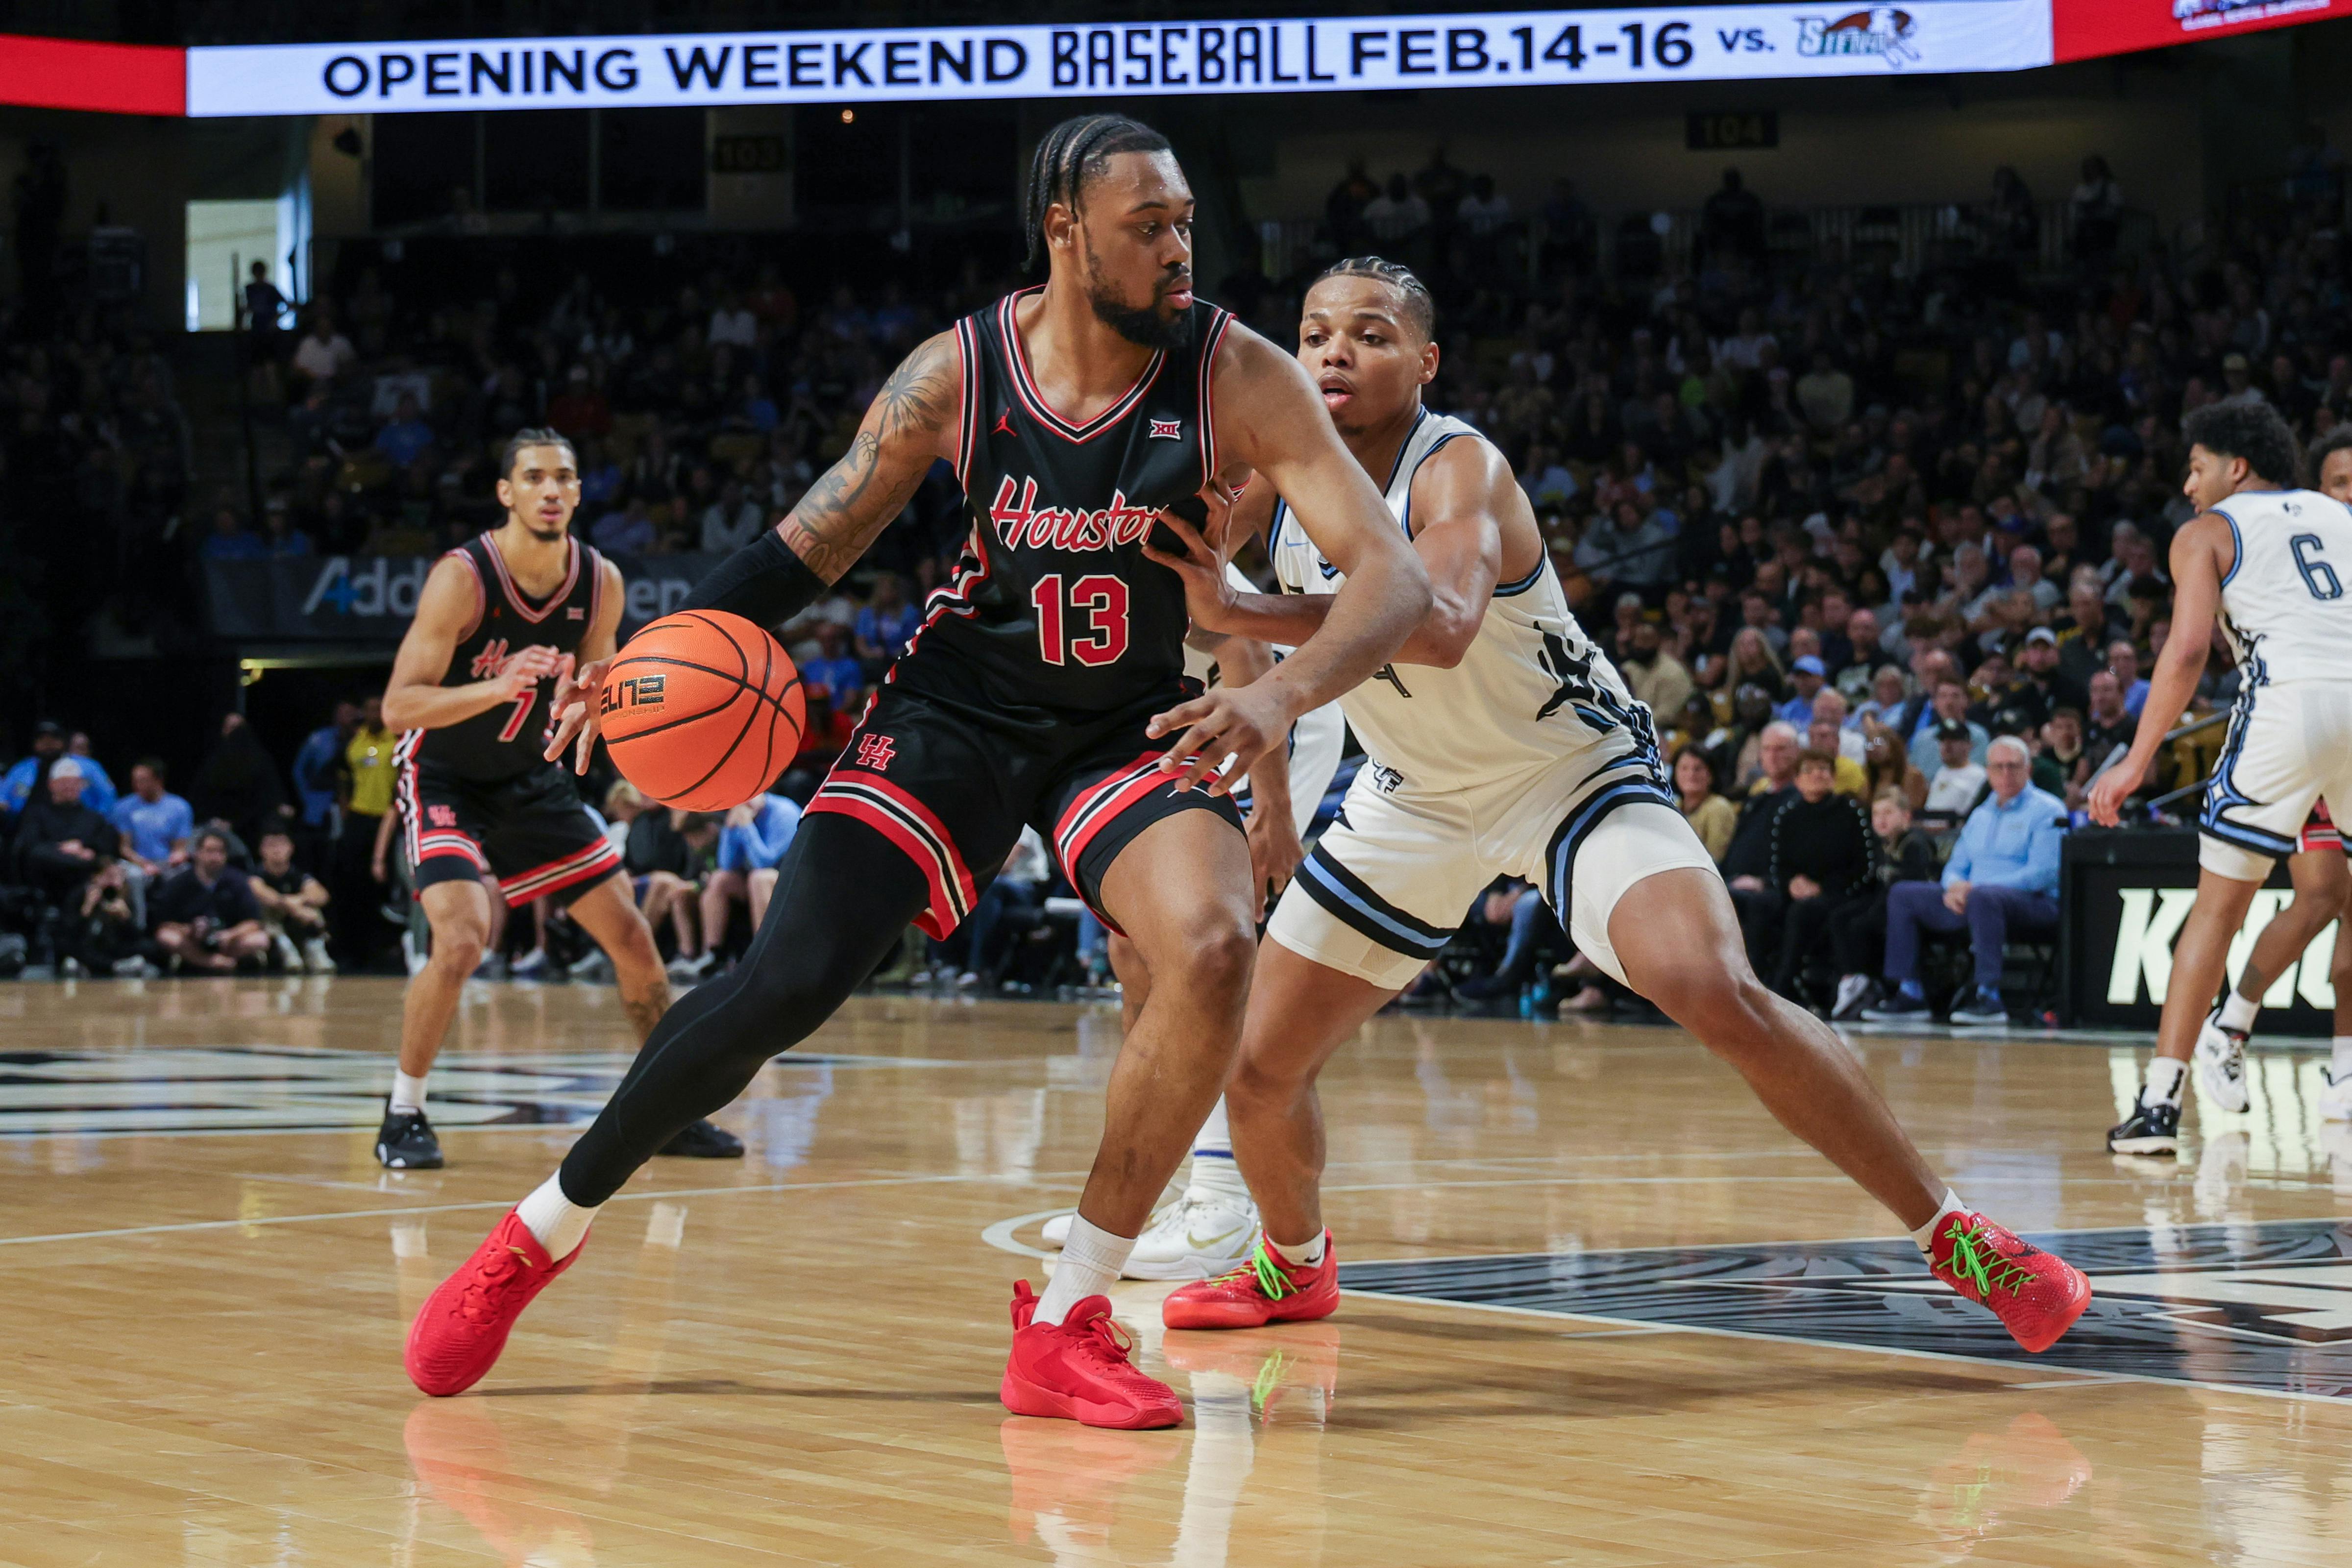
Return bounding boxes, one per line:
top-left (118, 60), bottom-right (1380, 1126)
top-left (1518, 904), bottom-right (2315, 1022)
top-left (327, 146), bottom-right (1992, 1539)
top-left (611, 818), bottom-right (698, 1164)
top-left (182, 5), bottom-right (2055, 116)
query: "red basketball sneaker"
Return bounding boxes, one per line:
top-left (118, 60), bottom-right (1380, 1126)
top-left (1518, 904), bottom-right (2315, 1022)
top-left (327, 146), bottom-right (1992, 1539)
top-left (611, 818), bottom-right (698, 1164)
top-left (1161, 1236), bottom-right (1339, 1331)
top-left (405, 1210), bottom-right (583, 1396)
top-left (1001, 1282), bottom-right (1183, 1430)
top-left (1926, 1210), bottom-right (2090, 1353)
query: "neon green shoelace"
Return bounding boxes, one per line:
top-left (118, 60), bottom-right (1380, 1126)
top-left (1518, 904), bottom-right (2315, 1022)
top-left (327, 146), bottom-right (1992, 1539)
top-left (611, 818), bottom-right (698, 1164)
top-left (1208, 1241), bottom-right (1295, 1302)
top-left (1938, 1218), bottom-right (2037, 1299)
top-left (1249, 1349), bottom-right (1295, 1416)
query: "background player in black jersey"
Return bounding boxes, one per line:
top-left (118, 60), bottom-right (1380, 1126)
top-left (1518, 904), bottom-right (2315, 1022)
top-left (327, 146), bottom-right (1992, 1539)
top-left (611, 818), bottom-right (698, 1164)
top-left (406, 116), bottom-right (1430, 1428)
top-left (377, 429), bottom-right (740, 1170)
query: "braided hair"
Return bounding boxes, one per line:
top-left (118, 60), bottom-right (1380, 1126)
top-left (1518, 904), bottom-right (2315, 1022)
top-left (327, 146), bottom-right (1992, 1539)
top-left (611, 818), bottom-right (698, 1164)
top-left (499, 425), bottom-right (577, 479)
top-left (1312, 256), bottom-right (1435, 341)
top-left (1022, 114), bottom-right (1173, 272)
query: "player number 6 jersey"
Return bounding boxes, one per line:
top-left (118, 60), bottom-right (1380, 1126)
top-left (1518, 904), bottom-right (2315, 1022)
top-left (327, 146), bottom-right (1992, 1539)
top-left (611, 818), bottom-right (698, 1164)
top-left (1268, 408), bottom-right (1661, 796)
top-left (2212, 488), bottom-right (2352, 687)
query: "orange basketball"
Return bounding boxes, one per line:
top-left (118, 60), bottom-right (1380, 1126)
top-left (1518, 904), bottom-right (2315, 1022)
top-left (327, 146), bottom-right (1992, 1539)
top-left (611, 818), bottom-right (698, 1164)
top-left (599, 610), bottom-right (806, 811)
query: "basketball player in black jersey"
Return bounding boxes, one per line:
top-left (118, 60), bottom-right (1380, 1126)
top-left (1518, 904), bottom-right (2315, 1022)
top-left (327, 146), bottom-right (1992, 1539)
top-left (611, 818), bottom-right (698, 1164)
top-left (407, 116), bottom-right (1430, 1428)
top-left (377, 429), bottom-right (740, 1170)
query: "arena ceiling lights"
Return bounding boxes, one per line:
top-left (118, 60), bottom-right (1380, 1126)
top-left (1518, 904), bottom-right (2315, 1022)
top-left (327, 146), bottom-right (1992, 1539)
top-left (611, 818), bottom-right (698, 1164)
top-left (2, 2), bottom-right (2346, 119)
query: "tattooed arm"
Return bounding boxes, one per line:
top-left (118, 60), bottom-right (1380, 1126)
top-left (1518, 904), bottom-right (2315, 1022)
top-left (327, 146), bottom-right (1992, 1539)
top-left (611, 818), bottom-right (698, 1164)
top-left (545, 332), bottom-right (963, 769)
top-left (770, 329), bottom-right (964, 581)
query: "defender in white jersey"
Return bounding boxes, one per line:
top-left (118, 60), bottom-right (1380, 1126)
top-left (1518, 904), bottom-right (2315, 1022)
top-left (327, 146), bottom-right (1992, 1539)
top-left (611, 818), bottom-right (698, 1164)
top-left (1138, 259), bottom-right (2090, 1353)
top-left (2095, 403), bottom-right (2352, 1152)
top-left (1260, 404), bottom-right (1690, 982)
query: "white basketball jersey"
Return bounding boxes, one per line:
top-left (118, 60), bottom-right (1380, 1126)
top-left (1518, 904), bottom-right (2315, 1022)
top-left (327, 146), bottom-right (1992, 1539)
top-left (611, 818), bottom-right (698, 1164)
top-left (1269, 408), bottom-right (1660, 796)
top-left (2214, 488), bottom-right (2352, 687)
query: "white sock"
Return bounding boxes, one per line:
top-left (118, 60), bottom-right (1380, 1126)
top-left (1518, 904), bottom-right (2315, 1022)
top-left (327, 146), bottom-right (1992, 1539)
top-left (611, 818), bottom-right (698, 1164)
top-left (1184, 1101), bottom-right (1252, 1204)
top-left (1035, 1215), bottom-right (1133, 1326)
top-left (1266, 1229), bottom-right (1327, 1269)
top-left (1194, 1097), bottom-right (1231, 1154)
top-left (2143, 1056), bottom-right (2188, 1107)
top-left (514, 1172), bottom-right (599, 1261)
top-left (2218, 991), bottom-right (2259, 1033)
top-left (390, 1069), bottom-right (429, 1115)
top-left (1908, 1189), bottom-right (1966, 1256)
top-left (2335, 1036), bottom-right (2352, 1079)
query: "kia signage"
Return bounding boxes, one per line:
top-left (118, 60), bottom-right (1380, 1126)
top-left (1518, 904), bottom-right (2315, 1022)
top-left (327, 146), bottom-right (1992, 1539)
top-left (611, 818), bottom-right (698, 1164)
top-left (2062, 830), bottom-right (2335, 1034)
top-left (204, 554), bottom-right (715, 642)
top-left (5, 6), bottom-right (2345, 118)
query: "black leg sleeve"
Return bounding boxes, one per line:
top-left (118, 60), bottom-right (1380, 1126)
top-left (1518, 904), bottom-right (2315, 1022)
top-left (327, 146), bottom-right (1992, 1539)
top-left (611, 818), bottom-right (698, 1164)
top-left (559, 812), bottom-right (929, 1205)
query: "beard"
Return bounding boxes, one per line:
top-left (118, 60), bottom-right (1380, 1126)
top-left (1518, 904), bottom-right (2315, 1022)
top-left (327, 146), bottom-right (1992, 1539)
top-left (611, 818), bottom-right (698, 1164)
top-left (1084, 245), bottom-right (1193, 351)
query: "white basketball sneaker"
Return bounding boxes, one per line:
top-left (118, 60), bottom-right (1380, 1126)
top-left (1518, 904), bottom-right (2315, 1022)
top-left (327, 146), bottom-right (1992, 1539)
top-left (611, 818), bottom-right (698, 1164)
top-left (2192, 1011), bottom-right (2251, 1114)
top-left (1036, 1191), bottom-right (1260, 1281)
top-left (1125, 1191), bottom-right (1259, 1281)
top-left (2320, 1066), bottom-right (2352, 1123)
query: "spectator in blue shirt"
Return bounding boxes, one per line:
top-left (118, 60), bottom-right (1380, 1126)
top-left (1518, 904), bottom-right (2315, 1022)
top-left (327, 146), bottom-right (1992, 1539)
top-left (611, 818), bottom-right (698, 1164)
top-left (64, 734), bottom-right (117, 816)
top-left (111, 757), bottom-right (192, 928)
top-left (1774, 655), bottom-right (1828, 728)
top-left (372, 392), bottom-right (435, 470)
top-left (578, 440), bottom-right (623, 507)
top-left (1, 721), bottom-right (114, 817)
top-left (854, 573), bottom-right (923, 674)
top-left (112, 758), bottom-right (194, 870)
top-left (260, 499), bottom-right (314, 558)
top-left (692, 794), bottom-right (803, 968)
top-left (1, 719), bottom-right (64, 819)
top-left (591, 498), bottom-right (659, 556)
top-left (292, 702), bottom-right (358, 828)
top-left (801, 622), bottom-right (866, 712)
top-left (1906, 679), bottom-right (1990, 774)
top-left (2107, 639), bottom-right (2151, 718)
top-left (1862, 737), bottom-right (2064, 1026)
top-left (199, 506), bottom-right (269, 562)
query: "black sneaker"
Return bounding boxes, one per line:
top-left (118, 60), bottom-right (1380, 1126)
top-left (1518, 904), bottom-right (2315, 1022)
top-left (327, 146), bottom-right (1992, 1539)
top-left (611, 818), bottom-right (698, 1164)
top-left (1397, 971), bottom-right (1451, 1010)
top-left (1949, 987), bottom-right (2010, 1027)
top-left (1860, 989), bottom-right (1933, 1023)
top-left (2107, 1098), bottom-right (2180, 1155)
top-left (1451, 972), bottom-right (1518, 1003)
top-left (376, 1104), bottom-right (444, 1169)
top-left (658, 1118), bottom-right (744, 1158)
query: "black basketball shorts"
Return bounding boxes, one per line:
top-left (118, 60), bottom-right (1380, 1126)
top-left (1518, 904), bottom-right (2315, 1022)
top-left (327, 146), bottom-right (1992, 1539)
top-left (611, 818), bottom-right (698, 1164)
top-left (802, 682), bottom-right (1245, 938)
top-left (399, 759), bottom-right (623, 909)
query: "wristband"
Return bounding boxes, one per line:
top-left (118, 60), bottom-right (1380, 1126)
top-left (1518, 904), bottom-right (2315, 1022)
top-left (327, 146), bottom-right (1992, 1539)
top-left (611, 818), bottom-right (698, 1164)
top-left (681, 529), bottom-right (829, 628)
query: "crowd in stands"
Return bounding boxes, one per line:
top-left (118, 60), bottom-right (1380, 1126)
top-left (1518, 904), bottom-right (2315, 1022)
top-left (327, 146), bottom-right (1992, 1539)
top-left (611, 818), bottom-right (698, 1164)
top-left (8, 134), bottom-right (2351, 1018)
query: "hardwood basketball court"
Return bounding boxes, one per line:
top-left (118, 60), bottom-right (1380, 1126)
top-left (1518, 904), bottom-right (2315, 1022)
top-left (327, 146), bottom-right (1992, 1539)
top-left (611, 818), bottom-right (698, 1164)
top-left (3, 977), bottom-right (2349, 1564)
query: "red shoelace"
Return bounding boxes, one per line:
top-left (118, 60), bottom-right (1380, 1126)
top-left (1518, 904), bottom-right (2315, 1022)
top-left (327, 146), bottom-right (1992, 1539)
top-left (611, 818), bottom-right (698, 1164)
top-left (455, 1245), bottom-right (535, 1325)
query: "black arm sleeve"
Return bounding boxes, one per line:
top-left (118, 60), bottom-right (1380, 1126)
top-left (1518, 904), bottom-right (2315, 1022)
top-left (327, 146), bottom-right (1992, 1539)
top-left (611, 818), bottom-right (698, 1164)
top-left (679, 530), bottom-right (830, 628)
